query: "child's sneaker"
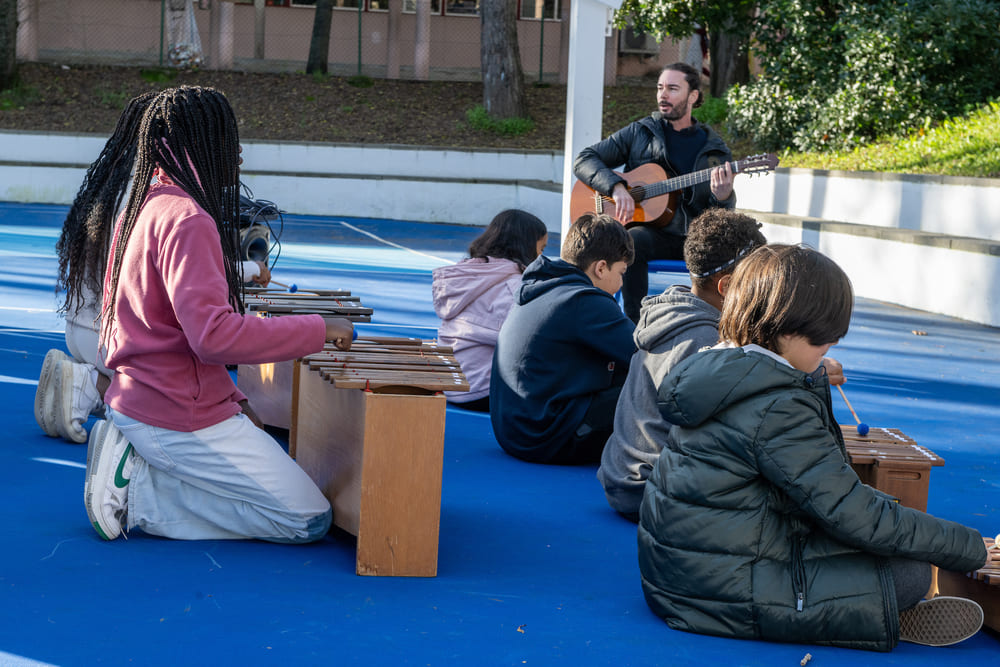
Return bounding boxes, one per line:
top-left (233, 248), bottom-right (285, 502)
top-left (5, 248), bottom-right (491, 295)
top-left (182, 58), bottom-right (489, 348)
top-left (34, 349), bottom-right (70, 437)
top-left (899, 596), bottom-right (984, 646)
top-left (54, 359), bottom-right (104, 444)
top-left (84, 419), bottom-right (135, 540)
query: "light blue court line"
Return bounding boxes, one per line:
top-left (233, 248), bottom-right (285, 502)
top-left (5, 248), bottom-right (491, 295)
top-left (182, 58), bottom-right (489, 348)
top-left (0, 225), bottom-right (61, 239)
top-left (0, 651), bottom-right (59, 667)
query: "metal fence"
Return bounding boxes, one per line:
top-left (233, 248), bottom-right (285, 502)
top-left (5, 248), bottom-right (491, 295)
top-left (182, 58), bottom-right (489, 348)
top-left (16, 0), bottom-right (572, 83)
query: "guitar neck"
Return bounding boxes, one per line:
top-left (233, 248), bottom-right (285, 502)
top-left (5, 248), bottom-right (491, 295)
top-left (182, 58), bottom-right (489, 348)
top-left (639, 160), bottom-right (740, 201)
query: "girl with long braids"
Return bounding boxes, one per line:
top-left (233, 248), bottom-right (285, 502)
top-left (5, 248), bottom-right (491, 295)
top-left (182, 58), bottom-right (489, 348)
top-left (34, 92), bottom-right (155, 444)
top-left (34, 92), bottom-right (273, 444)
top-left (84, 86), bottom-right (353, 543)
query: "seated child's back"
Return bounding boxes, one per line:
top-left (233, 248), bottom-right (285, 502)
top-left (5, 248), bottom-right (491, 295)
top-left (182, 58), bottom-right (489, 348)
top-left (490, 213), bottom-right (635, 464)
top-left (432, 209), bottom-right (548, 410)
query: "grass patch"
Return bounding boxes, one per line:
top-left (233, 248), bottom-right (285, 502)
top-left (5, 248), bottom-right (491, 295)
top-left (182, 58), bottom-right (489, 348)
top-left (466, 105), bottom-right (535, 136)
top-left (776, 100), bottom-right (1000, 178)
top-left (140, 68), bottom-right (177, 84)
top-left (347, 75), bottom-right (374, 88)
top-left (96, 87), bottom-right (131, 109)
top-left (0, 82), bottom-right (39, 111)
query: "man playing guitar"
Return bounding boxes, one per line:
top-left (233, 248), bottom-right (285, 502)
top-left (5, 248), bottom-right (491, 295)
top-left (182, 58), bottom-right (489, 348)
top-left (573, 62), bottom-right (736, 323)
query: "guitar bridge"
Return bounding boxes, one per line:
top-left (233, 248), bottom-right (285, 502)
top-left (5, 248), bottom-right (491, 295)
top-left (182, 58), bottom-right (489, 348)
top-left (593, 191), bottom-right (604, 214)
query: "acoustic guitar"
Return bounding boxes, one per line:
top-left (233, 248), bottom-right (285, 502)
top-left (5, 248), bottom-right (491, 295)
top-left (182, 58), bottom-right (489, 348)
top-left (569, 153), bottom-right (779, 229)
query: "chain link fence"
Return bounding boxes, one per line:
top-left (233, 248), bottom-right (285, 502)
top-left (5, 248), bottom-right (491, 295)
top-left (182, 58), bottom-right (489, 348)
top-left (17, 0), bottom-right (576, 83)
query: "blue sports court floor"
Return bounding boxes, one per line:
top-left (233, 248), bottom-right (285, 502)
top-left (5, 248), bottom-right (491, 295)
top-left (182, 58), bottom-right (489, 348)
top-left (1, 201), bottom-right (997, 666)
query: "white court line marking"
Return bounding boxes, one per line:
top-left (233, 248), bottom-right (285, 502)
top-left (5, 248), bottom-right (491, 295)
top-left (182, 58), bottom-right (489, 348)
top-left (32, 457), bottom-right (86, 469)
top-left (0, 306), bottom-right (58, 313)
top-left (336, 221), bottom-right (451, 265)
top-left (1, 375), bottom-right (38, 386)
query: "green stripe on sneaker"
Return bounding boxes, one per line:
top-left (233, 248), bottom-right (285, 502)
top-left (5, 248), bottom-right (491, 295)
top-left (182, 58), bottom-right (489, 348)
top-left (114, 444), bottom-right (134, 488)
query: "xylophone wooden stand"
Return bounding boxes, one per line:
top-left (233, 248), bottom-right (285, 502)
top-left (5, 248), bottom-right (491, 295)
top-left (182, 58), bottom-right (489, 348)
top-left (289, 339), bottom-right (468, 578)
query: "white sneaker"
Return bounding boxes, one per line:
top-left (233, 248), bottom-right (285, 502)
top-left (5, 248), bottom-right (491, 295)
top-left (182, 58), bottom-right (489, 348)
top-left (54, 359), bottom-right (104, 444)
top-left (34, 348), bottom-right (69, 437)
top-left (84, 419), bottom-right (135, 540)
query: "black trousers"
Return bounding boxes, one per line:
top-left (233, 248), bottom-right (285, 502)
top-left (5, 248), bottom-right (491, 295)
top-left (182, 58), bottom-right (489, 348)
top-left (546, 363), bottom-right (629, 465)
top-left (622, 225), bottom-right (687, 323)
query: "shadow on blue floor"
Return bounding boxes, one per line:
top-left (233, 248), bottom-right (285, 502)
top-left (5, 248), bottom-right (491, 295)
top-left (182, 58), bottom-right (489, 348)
top-left (1, 202), bottom-right (997, 666)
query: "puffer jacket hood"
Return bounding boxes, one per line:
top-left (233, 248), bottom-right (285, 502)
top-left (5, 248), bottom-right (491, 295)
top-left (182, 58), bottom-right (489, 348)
top-left (658, 343), bottom-right (811, 428)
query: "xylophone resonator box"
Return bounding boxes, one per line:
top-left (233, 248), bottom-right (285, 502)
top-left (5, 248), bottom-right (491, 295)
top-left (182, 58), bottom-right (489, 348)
top-left (841, 425), bottom-right (944, 512)
top-left (290, 339), bottom-right (469, 578)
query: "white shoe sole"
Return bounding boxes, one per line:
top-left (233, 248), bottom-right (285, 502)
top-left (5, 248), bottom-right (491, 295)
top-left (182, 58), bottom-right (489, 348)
top-left (34, 349), bottom-right (69, 437)
top-left (54, 359), bottom-right (88, 443)
top-left (84, 419), bottom-right (127, 540)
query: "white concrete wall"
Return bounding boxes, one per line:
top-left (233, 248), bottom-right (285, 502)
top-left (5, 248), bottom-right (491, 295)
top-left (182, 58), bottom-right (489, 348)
top-left (758, 215), bottom-right (1000, 328)
top-left (3, 130), bottom-right (999, 327)
top-left (739, 168), bottom-right (1000, 242)
top-left (0, 131), bottom-right (567, 232)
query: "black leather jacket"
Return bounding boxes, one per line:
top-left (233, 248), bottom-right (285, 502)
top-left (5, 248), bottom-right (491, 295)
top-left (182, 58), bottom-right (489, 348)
top-left (573, 113), bottom-right (735, 236)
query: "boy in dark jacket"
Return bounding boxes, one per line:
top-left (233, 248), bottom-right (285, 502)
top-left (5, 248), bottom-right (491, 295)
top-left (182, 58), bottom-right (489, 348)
top-left (490, 213), bottom-right (635, 464)
top-left (639, 244), bottom-right (993, 650)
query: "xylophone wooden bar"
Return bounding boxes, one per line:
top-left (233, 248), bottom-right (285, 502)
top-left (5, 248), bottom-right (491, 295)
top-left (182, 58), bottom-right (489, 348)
top-left (934, 538), bottom-right (1000, 633)
top-left (290, 338), bottom-right (469, 578)
top-left (841, 425), bottom-right (944, 512)
top-left (237, 288), bottom-right (371, 429)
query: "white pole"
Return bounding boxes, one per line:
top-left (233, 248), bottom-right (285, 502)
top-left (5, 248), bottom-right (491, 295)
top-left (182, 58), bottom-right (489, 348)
top-left (560, 0), bottom-right (622, 250)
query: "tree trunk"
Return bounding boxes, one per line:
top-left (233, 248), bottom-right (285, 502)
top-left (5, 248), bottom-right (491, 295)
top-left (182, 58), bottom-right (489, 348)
top-left (306, 0), bottom-right (334, 75)
top-left (0, 0), bottom-right (16, 91)
top-left (480, 0), bottom-right (526, 119)
top-left (707, 24), bottom-right (749, 98)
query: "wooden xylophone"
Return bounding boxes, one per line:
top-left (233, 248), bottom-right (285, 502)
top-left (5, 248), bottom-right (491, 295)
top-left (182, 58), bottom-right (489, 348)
top-left (243, 286), bottom-right (373, 322)
top-left (935, 537), bottom-right (1000, 633)
top-left (238, 287), bottom-right (372, 429)
top-left (290, 336), bottom-right (469, 578)
top-left (840, 425), bottom-right (944, 512)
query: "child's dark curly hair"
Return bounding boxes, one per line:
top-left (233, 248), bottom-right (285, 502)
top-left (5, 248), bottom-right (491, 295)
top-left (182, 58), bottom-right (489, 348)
top-left (683, 209), bottom-right (767, 289)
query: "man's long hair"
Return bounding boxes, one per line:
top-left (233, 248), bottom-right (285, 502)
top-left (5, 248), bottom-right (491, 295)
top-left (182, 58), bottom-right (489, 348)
top-left (102, 86), bottom-right (244, 343)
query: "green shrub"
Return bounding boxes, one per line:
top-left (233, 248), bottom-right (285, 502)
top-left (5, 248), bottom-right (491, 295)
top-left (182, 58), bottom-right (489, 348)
top-left (693, 94), bottom-right (728, 127)
top-left (727, 0), bottom-right (1000, 152)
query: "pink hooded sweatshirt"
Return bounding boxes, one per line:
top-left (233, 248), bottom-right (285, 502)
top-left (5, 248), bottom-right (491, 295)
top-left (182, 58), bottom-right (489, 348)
top-left (431, 257), bottom-right (523, 402)
top-left (102, 182), bottom-right (326, 432)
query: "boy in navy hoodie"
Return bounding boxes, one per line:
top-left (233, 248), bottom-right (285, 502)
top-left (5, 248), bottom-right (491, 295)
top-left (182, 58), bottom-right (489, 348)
top-left (490, 213), bottom-right (636, 464)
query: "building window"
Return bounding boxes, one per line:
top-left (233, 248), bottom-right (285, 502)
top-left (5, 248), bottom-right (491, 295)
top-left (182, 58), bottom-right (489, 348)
top-left (402, 0), bottom-right (442, 12)
top-left (401, 0), bottom-right (477, 15)
top-left (288, 1), bottom-right (387, 9)
top-left (444, 0), bottom-right (478, 16)
top-left (520, 0), bottom-right (558, 20)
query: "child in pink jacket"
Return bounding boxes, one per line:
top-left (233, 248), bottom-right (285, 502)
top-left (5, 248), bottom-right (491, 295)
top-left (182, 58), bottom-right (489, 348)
top-left (85, 86), bottom-right (353, 544)
top-left (432, 209), bottom-right (548, 411)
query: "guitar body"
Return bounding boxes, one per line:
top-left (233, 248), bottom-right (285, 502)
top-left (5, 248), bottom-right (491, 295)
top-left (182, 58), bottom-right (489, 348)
top-left (569, 153), bottom-right (779, 230)
top-left (569, 163), bottom-right (678, 229)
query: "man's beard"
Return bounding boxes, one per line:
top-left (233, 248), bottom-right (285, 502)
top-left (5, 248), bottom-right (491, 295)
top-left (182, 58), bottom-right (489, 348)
top-left (661, 99), bottom-right (689, 121)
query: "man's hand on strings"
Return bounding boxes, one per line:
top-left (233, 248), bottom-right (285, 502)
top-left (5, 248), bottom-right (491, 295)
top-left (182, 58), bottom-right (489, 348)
top-left (710, 161), bottom-right (735, 202)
